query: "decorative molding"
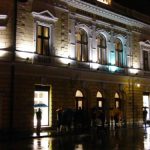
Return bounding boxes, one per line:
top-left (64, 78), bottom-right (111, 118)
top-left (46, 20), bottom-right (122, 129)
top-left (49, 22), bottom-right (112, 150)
top-left (32, 10), bottom-right (58, 22)
top-left (60, 0), bottom-right (150, 29)
top-left (140, 40), bottom-right (150, 48)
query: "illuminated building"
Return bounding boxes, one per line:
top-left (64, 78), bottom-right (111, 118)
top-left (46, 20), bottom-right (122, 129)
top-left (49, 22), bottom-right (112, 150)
top-left (0, 0), bottom-right (150, 134)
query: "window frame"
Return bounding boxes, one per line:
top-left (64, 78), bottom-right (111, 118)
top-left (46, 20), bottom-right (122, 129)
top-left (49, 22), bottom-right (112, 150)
top-left (97, 34), bottom-right (107, 64)
top-left (143, 50), bottom-right (149, 71)
top-left (76, 28), bottom-right (88, 62)
top-left (36, 24), bottom-right (51, 56)
top-left (115, 38), bottom-right (123, 67)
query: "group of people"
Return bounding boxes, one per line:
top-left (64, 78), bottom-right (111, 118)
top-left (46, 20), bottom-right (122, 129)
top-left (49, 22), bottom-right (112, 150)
top-left (35, 106), bottom-right (148, 134)
top-left (56, 107), bottom-right (124, 133)
top-left (56, 107), bottom-right (90, 133)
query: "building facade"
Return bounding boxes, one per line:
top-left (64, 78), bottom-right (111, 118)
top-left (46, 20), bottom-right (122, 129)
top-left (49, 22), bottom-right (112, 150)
top-left (0, 0), bottom-right (150, 134)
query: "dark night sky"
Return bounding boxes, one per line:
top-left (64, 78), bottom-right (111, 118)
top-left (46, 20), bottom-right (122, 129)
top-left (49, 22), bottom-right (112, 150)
top-left (114, 0), bottom-right (150, 15)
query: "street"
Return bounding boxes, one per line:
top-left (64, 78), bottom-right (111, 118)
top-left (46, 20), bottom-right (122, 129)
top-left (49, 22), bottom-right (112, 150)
top-left (0, 126), bottom-right (150, 150)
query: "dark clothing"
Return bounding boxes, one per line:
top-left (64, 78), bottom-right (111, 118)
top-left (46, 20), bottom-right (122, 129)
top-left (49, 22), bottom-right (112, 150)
top-left (36, 108), bottom-right (42, 133)
top-left (143, 109), bottom-right (148, 125)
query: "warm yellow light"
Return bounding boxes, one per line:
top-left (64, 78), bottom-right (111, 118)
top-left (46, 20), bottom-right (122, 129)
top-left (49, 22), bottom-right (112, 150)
top-left (59, 57), bottom-right (73, 65)
top-left (136, 83), bottom-right (140, 88)
top-left (17, 41), bottom-right (35, 52)
top-left (0, 50), bottom-right (7, 57)
top-left (0, 40), bottom-right (6, 49)
top-left (16, 51), bottom-right (34, 60)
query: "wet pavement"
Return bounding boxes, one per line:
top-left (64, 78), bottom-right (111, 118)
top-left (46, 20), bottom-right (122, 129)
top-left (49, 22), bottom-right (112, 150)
top-left (0, 126), bottom-right (150, 150)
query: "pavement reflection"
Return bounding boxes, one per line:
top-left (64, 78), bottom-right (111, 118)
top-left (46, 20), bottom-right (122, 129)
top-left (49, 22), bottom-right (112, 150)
top-left (0, 126), bottom-right (150, 150)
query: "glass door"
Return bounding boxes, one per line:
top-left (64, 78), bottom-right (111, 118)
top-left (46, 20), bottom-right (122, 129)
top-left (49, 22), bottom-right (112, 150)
top-left (34, 90), bottom-right (49, 127)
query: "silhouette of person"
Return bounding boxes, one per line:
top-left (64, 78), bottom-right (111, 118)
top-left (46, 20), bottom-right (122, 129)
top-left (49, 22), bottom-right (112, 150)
top-left (56, 108), bottom-right (63, 132)
top-left (36, 108), bottom-right (42, 134)
top-left (143, 108), bottom-right (148, 127)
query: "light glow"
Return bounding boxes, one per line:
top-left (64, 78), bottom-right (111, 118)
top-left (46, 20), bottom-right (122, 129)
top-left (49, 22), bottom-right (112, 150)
top-left (17, 41), bottom-right (34, 52)
top-left (59, 57), bottom-right (73, 65)
top-left (110, 51), bottom-right (115, 65)
top-left (0, 15), bottom-right (7, 19)
top-left (136, 83), bottom-right (141, 88)
top-left (0, 40), bottom-right (6, 49)
top-left (109, 65), bottom-right (118, 72)
top-left (16, 51), bottom-right (34, 61)
top-left (129, 68), bottom-right (139, 74)
top-left (90, 62), bottom-right (101, 70)
top-left (97, 0), bottom-right (110, 4)
top-left (0, 50), bottom-right (7, 57)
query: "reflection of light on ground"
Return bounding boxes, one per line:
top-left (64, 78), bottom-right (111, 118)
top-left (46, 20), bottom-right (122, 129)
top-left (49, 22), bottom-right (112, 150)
top-left (144, 128), bottom-right (150, 150)
top-left (32, 132), bottom-right (52, 137)
top-left (33, 138), bottom-right (52, 150)
top-left (75, 144), bottom-right (83, 150)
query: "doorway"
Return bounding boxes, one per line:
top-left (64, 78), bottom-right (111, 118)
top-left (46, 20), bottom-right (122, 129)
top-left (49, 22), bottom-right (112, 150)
top-left (34, 86), bottom-right (50, 127)
top-left (143, 93), bottom-right (150, 120)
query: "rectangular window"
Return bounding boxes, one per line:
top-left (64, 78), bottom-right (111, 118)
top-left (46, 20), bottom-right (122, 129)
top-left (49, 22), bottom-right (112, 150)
top-left (36, 25), bottom-right (50, 56)
top-left (143, 51), bottom-right (149, 71)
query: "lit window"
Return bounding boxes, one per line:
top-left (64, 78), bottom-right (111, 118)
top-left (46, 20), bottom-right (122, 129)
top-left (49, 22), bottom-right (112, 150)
top-left (97, 34), bottom-right (107, 64)
top-left (36, 25), bottom-right (50, 56)
top-left (115, 92), bottom-right (120, 109)
top-left (75, 90), bottom-right (84, 109)
top-left (76, 29), bottom-right (88, 62)
top-left (115, 38), bottom-right (123, 67)
top-left (96, 91), bottom-right (103, 108)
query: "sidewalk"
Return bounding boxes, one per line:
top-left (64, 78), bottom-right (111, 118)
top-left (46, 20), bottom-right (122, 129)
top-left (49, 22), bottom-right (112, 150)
top-left (0, 124), bottom-right (148, 141)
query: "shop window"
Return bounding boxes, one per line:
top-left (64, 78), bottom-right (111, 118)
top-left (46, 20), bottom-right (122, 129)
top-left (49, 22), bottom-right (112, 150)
top-left (75, 90), bottom-right (84, 109)
top-left (115, 38), bottom-right (123, 67)
top-left (97, 34), bottom-right (107, 65)
top-left (76, 28), bottom-right (88, 62)
top-left (36, 25), bottom-right (50, 56)
top-left (34, 86), bottom-right (50, 127)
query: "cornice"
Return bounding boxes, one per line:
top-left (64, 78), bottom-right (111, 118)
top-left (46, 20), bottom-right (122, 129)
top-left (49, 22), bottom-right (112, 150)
top-left (60, 0), bottom-right (150, 29)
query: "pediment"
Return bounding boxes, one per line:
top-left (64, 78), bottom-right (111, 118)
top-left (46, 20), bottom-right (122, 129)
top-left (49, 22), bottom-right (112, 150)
top-left (145, 40), bottom-right (150, 45)
top-left (32, 10), bottom-right (58, 22)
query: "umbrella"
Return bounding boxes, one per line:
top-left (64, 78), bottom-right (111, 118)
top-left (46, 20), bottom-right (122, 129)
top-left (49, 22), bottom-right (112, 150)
top-left (34, 103), bottom-right (48, 107)
top-left (142, 106), bottom-right (149, 110)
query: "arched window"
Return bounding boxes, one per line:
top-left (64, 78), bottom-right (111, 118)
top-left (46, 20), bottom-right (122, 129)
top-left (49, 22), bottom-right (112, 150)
top-left (115, 92), bottom-right (120, 109)
top-left (96, 91), bottom-right (103, 108)
top-left (75, 90), bottom-right (84, 109)
top-left (97, 34), bottom-right (107, 64)
top-left (76, 28), bottom-right (88, 62)
top-left (115, 38), bottom-right (123, 67)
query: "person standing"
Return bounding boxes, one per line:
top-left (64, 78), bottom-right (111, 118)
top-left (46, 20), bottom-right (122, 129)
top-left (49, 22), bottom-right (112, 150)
top-left (36, 108), bottom-right (42, 134)
top-left (143, 108), bottom-right (148, 127)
